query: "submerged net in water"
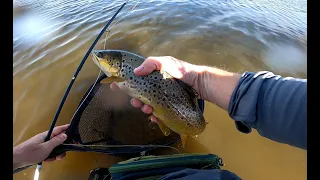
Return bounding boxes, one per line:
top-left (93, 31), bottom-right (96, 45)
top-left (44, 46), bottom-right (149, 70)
top-left (49, 74), bottom-right (204, 158)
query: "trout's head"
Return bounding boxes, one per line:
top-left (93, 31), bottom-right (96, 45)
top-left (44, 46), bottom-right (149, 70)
top-left (91, 50), bottom-right (122, 76)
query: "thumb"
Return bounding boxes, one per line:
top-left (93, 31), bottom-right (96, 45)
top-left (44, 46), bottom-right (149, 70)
top-left (134, 56), bottom-right (193, 80)
top-left (134, 56), bottom-right (162, 76)
top-left (43, 133), bottom-right (67, 150)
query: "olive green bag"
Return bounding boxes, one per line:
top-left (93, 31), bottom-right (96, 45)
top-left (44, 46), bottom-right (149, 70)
top-left (108, 153), bottom-right (224, 180)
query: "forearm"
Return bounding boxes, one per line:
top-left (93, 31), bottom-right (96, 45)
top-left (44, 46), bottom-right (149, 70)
top-left (228, 71), bottom-right (307, 149)
top-left (13, 146), bottom-right (34, 174)
top-left (193, 66), bottom-right (307, 149)
top-left (13, 147), bottom-right (23, 171)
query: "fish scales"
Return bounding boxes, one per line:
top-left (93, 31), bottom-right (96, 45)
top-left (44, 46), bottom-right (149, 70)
top-left (91, 50), bottom-right (206, 138)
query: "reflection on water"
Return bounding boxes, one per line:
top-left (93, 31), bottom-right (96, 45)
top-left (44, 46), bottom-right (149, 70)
top-left (13, 0), bottom-right (307, 179)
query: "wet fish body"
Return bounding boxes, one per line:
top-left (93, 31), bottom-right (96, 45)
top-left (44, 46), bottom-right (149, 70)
top-left (91, 50), bottom-right (206, 144)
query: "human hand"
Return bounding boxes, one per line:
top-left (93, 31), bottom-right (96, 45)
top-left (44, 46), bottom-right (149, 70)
top-left (13, 124), bottom-right (69, 170)
top-left (110, 56), bottom-right (203, 123)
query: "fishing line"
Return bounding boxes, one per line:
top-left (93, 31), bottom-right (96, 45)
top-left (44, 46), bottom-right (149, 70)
top-left (41, 0), bottom-right (128, 152)
top-left (70, 70), bottom-right (102, 121)
top-left (103, 0), bottom-right (140, 49)
top-left (72, 0), bottom-right (141, 121)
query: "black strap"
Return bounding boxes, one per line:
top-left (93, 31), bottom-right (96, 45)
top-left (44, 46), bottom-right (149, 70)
top-left (13, 165), bottom-right (33, 174)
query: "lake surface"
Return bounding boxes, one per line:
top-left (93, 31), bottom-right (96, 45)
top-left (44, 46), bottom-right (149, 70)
top-left (13, 0), bottom-right (307, 179)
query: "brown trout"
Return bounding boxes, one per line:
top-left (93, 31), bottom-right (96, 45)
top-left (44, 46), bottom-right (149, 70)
top-left (91, 50), bottom-right (206, 146)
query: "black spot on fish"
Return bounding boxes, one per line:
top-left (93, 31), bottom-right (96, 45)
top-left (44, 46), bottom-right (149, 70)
top-left (148, 98), bottom-right (151, 101)
top-left (153, 90), bottom-right (156, 93)
top-left (162, 98), bottom-right (165, 101)
top-left (167, 105), bottom-right (170, 108)
top-left (129, 77), bottom-right (133, 80)
top-left (154, 77), bottom-right (157, 79)
top-left (143, 82), bottom-right (146, 85)
top-left (153, 94), bottom-right (156, 97)
top-left (153, 84), bottom-right (156, 87)
top-left (158, 85), bottom-right (161, 88)
top-left (144, 89), bottom-right (147, 92)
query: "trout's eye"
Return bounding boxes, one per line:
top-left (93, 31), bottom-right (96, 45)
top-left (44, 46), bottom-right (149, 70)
top-left (97, 52), bottom-right (103, 58)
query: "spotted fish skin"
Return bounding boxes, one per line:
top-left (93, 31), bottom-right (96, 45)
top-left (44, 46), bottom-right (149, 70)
top-left (92, 50), bottom-right (206, 136)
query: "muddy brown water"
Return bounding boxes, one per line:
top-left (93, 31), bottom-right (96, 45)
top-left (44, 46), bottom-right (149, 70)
top-left (13, 0), bottom-right (306, 179)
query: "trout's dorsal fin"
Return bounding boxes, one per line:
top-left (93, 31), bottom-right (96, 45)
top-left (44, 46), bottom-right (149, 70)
top-left (175, 79), bottom-right (198, 99)
top-left (159, 70), bottom-right (198, 99)
top-left (175, 78), bottom-right (199, 110)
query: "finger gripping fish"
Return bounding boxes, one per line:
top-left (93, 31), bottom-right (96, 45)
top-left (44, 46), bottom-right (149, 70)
top-left (91, 50), bottom-right (207, 146)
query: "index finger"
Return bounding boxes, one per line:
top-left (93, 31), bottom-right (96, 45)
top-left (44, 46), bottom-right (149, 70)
top-left (33, 124), bottom-right (70, 142)
top-left (50, 124), bottom-right (70, 138)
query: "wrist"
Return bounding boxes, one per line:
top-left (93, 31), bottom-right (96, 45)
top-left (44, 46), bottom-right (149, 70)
top-left (193, 65), bottom-right (241, 110)
top-left (13, 146), bottom-right (26, 170)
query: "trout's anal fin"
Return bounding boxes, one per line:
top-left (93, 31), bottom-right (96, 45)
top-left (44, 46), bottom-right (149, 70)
top-left (180, 134), bottom-right (188, 148)
top-left (100, 76), bottom-right (125, 84)
top-left (150, 116), bottom-right (171, 136)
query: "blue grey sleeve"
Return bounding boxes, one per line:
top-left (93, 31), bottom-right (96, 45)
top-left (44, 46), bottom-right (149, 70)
top-left (228, 71), bottom-right (307, 150)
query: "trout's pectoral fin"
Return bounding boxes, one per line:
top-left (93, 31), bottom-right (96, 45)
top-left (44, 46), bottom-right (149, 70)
top-left (100, 76), bottom-right (125, 84)
top-left (180, 134), bottom-right (188, 148)
top-left (149, 116), bottom-right (171, 136)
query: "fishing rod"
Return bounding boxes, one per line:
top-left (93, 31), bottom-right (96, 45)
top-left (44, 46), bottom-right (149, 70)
top-left (12, 1), bottom-right (128, 179)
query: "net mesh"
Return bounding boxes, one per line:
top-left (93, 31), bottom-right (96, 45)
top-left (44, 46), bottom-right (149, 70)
top-left (57, 74), bottom-right (182, 157)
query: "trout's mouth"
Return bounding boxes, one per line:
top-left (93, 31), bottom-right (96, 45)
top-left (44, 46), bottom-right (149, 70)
top-left (91, 50), bottom-right (113, 77)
